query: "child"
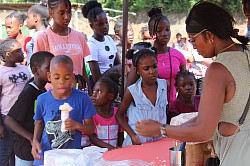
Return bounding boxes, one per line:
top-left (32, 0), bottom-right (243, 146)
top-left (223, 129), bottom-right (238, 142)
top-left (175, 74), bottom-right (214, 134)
top-left (26, 3), bottom-right (50, 67)
top-left (116, 48), bottom-right (168, 147)
top-left (34, 0), bottom-right (92, 95)
top-left (82, 1), bottom-right (121, 88)
top-left (89, 73), bottom-right (124, 150)
top-left (5, 11), bottom-right (31, 65)
top-left (0, 39), bottom-right (31, 166)
top-left (167, 70), bottom-right (200, 123)
top-left (31, 55), bottom-right (96, 165)
top-left (5, 51), bottom-right (54, 165)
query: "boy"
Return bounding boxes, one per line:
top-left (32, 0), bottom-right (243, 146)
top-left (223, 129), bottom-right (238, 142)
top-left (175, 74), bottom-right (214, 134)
top-left (5, 51), bottom-right (54, 165)
top-left (0, 39), bottom-right (31, 166)
top-left (31, 55), bottom-right (96, 165)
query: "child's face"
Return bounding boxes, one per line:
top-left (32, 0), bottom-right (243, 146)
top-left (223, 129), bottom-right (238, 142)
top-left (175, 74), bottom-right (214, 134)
top-left (26, 11), bottom-right (37, 30)
top-left (5, 18), bottom-right (22, 38)
top-left (176, 75), bottom-right (196, 98)
top-left (49, 2), bottom-right (71, 29)
top-left (154, 19), bottom-right (171, 45)
top-left (48, 62), bottom-right (74, 99)
top-left (36, 58), bottom-right (53, 83)
top-left (7, 42), bottom-right (24, 63)
top-left (137, 55), bottom-right (158, 83)
top-left (91, 82), bottom-right (113, 106)
top-left (91, 12), bottom-right (109, 37)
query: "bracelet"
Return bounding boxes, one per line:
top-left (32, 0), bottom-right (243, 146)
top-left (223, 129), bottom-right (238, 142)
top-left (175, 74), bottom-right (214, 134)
top-left (160, 124), bottom-right (168, 138)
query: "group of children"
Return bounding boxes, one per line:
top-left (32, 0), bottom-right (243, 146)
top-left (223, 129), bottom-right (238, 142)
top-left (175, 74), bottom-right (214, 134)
top-left (0, 1), bottom-right (201, 166)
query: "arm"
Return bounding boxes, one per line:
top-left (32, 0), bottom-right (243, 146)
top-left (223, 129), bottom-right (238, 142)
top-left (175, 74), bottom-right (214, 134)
top-left (125, 65), bottom-right (140, 89)
top-left (116, 90), bottom-right (140, 145)
top-left (0, 85), bottom-right (6, 139)
top-left (32, 120), bottom-right (44, 160)
top-left (4, 116), bottom-right (33, 143)
top-left (117, 131), bottom-right (124, 147)
top-left (64, 117), bottom-right (94, 135)
top-left (82, 59), bottom-right (92, 95)
top-left (89, 61), bottom-right (102, 84)
top-left (136, 62), bottom-right (230, 142)
top-left (89, 133), bottom-right (116, 150)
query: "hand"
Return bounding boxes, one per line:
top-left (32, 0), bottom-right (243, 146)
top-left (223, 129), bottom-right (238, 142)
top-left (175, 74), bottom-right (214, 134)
top-left (135, 120), bottom-right (162, 137)
top-left (64, 118), bottom-right (79, 130)
top-left (0, 125), bottom-right (6, 139)
top-left (31, 140), bottom-right (42, 160)
top-left (131, 134), bottom-right (141, 145)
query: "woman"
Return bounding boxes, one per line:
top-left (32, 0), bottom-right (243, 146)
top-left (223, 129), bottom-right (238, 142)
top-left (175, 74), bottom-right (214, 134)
top-left (82, 1), bottom-right (121, 89)
top-left (136, 2), bottom-right (250, 165)
top-left (126, 7), bottom-right (186, 104)
top-left (34, 0), bottom-right (92, 94)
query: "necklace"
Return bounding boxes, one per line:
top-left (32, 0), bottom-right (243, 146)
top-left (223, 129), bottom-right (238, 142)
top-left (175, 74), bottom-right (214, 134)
top-left (51, 27), bottom-right (70, 43)
top-left (220, 43), bottom-right (236, 54)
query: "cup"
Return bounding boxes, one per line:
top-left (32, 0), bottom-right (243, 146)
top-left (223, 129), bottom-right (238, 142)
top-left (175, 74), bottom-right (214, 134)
top-left (61, 110), bottom-right (69, 132)
top-left (169, 147), bottom-right (186, 166)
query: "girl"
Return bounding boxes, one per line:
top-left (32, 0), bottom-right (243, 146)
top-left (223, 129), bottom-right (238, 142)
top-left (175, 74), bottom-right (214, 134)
top-left (5, 11), bottom-right (31, 65)
top-left (167, 70), bottom-right (200, 123)
top-left (126, 7), bottom-right (186, 104)
top-left (34, 0), bottom-right (92, 95)
top-left (0, 39), bottom-right (31, 166)
top-left (89, 73), bottom-right (124, 150)
top-left (26, 2), bottom-right (50, 67)
top-left (116, 48), bottom-right (167, 147)
top-left (82, 1), bottom-right (121, 88)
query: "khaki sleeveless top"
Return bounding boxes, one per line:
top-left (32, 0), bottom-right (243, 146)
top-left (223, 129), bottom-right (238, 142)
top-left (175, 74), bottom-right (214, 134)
top-left (214, 48), bottom-right (250, 129)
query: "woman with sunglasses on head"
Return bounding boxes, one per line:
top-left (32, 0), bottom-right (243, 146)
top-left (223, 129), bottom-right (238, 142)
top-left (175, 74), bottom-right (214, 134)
top-left (126, 7), bottom-right (186, 104)
top-left (82, 1), bottom-right (121, 90)
top-left (33, 0), bottom-right (92, 95)
top-left (136, 2), bottom-right (250, 165)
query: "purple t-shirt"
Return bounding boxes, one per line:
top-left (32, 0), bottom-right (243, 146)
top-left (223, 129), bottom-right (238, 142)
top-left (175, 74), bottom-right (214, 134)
top-left (157, 47), bottom-right (186, 103)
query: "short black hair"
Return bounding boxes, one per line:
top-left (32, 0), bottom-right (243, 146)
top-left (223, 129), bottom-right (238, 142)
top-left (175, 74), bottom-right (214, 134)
top-left (30, 51), bottom-right (54, 69)
top-left (50, 55), bottom-right (73, 72)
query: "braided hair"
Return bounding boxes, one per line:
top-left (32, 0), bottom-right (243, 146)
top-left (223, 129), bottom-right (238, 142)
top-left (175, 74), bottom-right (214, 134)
top-left (82, 1), bottom-right (104, 23)
top-left (147, 7), bottom-right (169, 38)
top-left (48, 0), bottom-right (71, 10)
top-left (174, 70), bottom-right (196, 86)
top-left (0, 39), bottom-right (19, 62)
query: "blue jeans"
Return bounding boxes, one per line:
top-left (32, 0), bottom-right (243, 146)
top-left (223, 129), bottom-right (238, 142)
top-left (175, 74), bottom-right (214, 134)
top-left (15, 156), bottom-right (33, 166)
top-left (0, 115), bottom-right (15, 166)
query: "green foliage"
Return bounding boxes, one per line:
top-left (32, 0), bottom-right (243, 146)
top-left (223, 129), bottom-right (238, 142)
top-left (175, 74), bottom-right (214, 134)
top-left (0, 0), bottom-right (242, 14)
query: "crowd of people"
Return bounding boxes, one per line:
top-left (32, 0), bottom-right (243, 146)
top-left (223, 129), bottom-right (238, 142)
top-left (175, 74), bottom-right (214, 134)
top-left (0, 0), bottom-right (249, 166)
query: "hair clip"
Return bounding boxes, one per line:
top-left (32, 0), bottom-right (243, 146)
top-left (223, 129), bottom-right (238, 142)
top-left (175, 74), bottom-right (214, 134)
top-left (153, 34), bottom-right (156, 40)
top-left (148, 47), bottom-right (155, 52)
top-left (133, 49), bottom-right (140, 55)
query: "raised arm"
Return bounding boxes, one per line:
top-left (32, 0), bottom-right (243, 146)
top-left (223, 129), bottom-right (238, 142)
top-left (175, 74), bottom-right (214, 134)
top-left (116, 89), bottom-right (140, 145)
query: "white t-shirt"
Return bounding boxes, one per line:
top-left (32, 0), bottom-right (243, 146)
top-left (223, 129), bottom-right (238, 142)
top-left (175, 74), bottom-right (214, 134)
top-left (0, 64), bottom-right (31, 115)
top-left (85, 35), bottom-right (117, 74)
